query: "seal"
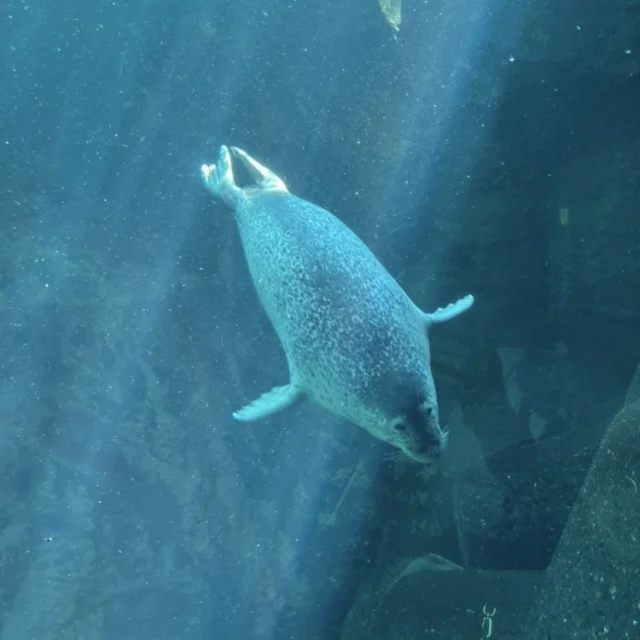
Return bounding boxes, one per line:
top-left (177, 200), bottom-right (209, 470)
top-left (201, 146), bottom-right (474, 462)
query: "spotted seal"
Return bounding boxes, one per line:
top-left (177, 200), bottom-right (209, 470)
top-left (200, 146), bottom-right (474, 461)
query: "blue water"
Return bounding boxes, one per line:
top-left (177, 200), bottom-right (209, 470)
top-left (1, 0), bottom-right (639, 638)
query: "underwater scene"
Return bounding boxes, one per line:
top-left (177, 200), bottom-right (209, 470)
top-left (1, 0), bottom-right (639, 638)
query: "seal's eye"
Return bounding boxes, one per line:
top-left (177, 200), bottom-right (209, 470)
top-left (419, 401), bottom-right (434, 417)
top-left (392, 418), bottom-right (408, 432)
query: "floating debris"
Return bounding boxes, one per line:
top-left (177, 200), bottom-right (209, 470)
top-left (379, 0), bottom-right (401, 32)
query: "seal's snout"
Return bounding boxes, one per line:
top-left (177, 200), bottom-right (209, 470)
top-left (389, 402), bottom-right (447, 462)
top-left (414, 406), bottom-right (448, 459)
top-left (418, 428), bottom-right (446, 458)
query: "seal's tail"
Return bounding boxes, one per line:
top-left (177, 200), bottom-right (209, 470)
top-left (230, 147), bottom-right (288, 192)
top-left (200, 145), bottom-right (242, 206)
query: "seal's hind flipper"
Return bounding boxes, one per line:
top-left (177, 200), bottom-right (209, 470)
top-left (233, 383), bottom-right (304, 422)
top-left (424, 294), bottom-right (475, 326)
top-left (201, 145), bottom-right (243, 206)
top-left (230, 147), bottom-right (288, 192)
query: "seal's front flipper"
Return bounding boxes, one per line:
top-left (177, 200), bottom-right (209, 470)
top-left (424, 294), bottom-right (475, 326)
top-left (233, 383), bottom-right (304, 422)
top-left (230, 147), bottom-right (288, 192)
top-left (201, 145), bottom-right (242, 206)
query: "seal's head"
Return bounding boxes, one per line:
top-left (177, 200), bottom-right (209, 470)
top-left (389, 400), bottom-right (446, 462)
top-left (372, 373), bottom-right (447, 463)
